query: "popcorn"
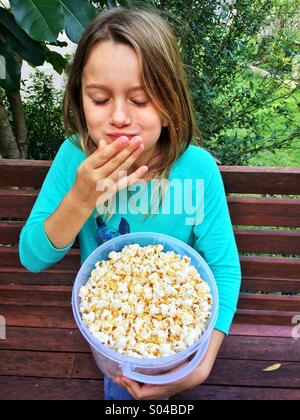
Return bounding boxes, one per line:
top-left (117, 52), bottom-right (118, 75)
top-left (79, 243), bottom-right (212, 358)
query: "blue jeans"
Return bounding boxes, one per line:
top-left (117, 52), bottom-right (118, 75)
top-left (104, 377), bottom-right (135, 400)
top-left (104, 377), bottom-right (170, 400)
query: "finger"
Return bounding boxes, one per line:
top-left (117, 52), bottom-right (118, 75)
top-left (133, 383), bottom-right (166, 400)
top-left (94, 164), bottom-right (148, 208)
top-left (116, 165), bottom-right (149, 192)
top-left (97, 136), bottom-right (144, 178)
top-left (106, 143), bottom-right (145, 183)
top-left (89, 136), bottom-right (130, 169)
top-left (120, 378), bottom-right (142, 400)
top-left (120, 379), bottom-right (166, 400)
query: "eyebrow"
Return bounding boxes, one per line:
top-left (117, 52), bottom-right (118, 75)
top-left (86, 84), bottom-right (144, 92)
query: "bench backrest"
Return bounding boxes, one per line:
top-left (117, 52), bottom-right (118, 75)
top-left (0, 159), bottom-right (299, 328)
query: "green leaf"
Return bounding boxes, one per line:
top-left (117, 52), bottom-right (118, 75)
top-left (0, 8), bottom-right (45, 66)
top-left (59, 0), bottom-right (98, 44)
top-left (10, 0), bottom-right (65, 42)
top-left (0, 41), bottom-right (21, 91)
top-left (48, 40), bottom-right (68, 48)
top-left (263, 363), bottom-right (282, 372)
top-left (43, 46), bottom-right (67, 74)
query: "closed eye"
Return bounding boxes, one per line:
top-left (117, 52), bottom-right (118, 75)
top-left (92, 99), bottom-right (148, 107)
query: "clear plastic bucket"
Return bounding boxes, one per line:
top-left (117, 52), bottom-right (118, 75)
top-left (72, 232), bottom-right (219, 385)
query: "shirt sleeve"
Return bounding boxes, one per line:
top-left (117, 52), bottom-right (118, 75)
top-left (19, 140), bottom-right (75, 273)
top-left (193, 154), bottom-right (241, 335)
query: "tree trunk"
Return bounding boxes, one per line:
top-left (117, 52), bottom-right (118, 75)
top-left (6, 90), bottom-right (28, 158)
top-left (0, 96), bottom-right (20, 158)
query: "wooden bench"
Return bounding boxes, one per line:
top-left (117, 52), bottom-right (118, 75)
top-left (0, 159), bottom-right (299, 400)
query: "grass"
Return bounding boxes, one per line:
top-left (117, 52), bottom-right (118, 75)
top-left (248, 82), bottom-right (300, 167)
top-left (249, 136), bottom-right (300, 167)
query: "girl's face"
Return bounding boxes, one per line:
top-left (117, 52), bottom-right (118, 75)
top-left (82, 41), bottom-right (166, 169)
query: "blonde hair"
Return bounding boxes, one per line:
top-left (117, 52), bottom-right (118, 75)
top-left (64, 6), bottom-right (201, 222)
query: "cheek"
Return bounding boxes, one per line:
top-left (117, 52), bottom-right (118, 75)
top-left (83, 100), bottom-right (105, 129)
top-left (142, 111), bottom-right (163, 135)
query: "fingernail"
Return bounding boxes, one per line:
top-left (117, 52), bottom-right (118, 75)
top-left (133, 137), bottom-right (142, 145)
top-left (119, 137), bottom-right (129, 145)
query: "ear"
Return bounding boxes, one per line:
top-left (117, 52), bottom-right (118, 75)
top-left (161, 119), bottom-right (168, 128)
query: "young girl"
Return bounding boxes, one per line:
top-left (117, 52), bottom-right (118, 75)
top-left (19, 7), bottom-right (241, 400)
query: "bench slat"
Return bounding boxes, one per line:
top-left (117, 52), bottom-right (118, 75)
top-left (0, 350), bottom-right (75, 379)
top-left (73, 353), bottom-right (300, 388)
top-left (0, 267), bottom-right (76, 286)
top-left (0, 221), bottom-right (24, 245)
top-left (0, 376), bottom-right (103, 400)
top-left (2, 250), bottom-right (299, 293)
top-left (229, 197), bottom-right (300, 227)
top-left (235, 228), bottom-right (300, 255)
top-left (1, 304), bottom-right (295, 330)
top-left (1, 376), bottom-right (299, 400)
top-left (0, 247), bottom-right (81, 270)
top-left (239, 293), bottom-right (300, 312)
top-left (174, 385), bottom-right (300, 400)
top-left (2, 222), bottom-right (300, 256)
top-left (0, 221), bottom-right (80, 248)
top-left (0, 189), bottom-right (37, 219)
top-left (236, 309), bottom-right (297, 325)
top-left (208, 359), bottom-right (300, 388)
top-left (2, 349), bottom-right (299, 388)
top-left (221, 166), bottom-right (300, 195)
top-left (2, 247), bottom-right (300, 279)
top-left (229, 323), bottom-right (294, 338)
top-left (219, 335), bottom-right (300, 361)
top-left (2, 189), bottom-right (300, 228)
top-left (0, 159), bottom-right (50, 188)
top-left (0, 285), bottom-right (72, 307)
top-left (0, 325), bottom-right (294, 356)
top-left (2, 160), bottom-right (300, 195)
top-left (240, 255), bottom-right (300, 280)
top-left (0, 304), bottom-right (76, 329)
top-left (242, 276), bottom-right (300, 293)
top-left (1, 285), bottom-right (299, 313)
top-left (0, 327), bottom-right (89, 353)
top-left (1, 328), bottom-right (298, 362)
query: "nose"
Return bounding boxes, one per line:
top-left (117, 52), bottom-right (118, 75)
top-left (109, 100), bottom-right (132, 127)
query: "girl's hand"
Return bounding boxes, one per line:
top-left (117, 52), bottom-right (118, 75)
top-left (115, 358), bottom-right (212, 400)
top-left (71, 136), bottom-right (148, 211)
top-left (115, 330), bottom-right (225, 400)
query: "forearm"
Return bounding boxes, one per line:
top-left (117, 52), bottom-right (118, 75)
top-left (191, 329), bottom-right (225, 384)
top-left (202, 329), bottom-right (225, 371)
top-left (45, 188), bottom-right (94, 249)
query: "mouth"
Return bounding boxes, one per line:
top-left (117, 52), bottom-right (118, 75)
top-left (107, 134), bottom-right (138, 141)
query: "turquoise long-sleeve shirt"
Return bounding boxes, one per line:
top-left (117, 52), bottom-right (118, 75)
top-left (19, 137), bottom-right (241, 335)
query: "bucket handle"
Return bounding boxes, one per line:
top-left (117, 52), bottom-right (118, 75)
top-left (122, 335), bottom-right (211, 385)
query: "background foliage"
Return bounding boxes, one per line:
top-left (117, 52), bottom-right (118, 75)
top-left (24, 71), bottom-right (65, 160)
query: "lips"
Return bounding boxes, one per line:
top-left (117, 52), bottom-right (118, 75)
top-left (107, 134), bottom-right (138, 141)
